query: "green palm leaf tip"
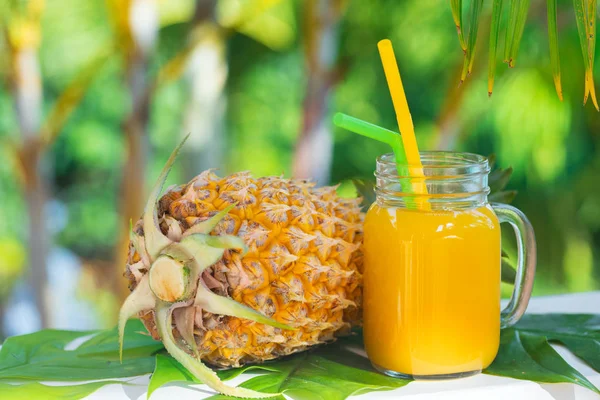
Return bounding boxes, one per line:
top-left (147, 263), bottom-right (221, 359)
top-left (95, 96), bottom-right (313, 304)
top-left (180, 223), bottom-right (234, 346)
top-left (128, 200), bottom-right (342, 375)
top-left (585, 0), bottom-right (598, 110)
top-left (573, 0), bottom-right (598, 109)
top-left (508, 0), bottom-right (531, 67)
top-left (488, 0), bottom-right (504, 96)
top-left (451, 0), bottom-right (467, 51)
top-left (504, 0), bottom-right (520, 63)
top-left (461, 0), bottom-right (484, 83)
top-left (547, 0), bottom-right (563, 101)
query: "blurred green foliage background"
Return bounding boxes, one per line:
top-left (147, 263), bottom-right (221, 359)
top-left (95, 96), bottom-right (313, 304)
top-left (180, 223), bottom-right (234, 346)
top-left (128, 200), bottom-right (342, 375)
top-left (0, 0), bottom-right (599, 336)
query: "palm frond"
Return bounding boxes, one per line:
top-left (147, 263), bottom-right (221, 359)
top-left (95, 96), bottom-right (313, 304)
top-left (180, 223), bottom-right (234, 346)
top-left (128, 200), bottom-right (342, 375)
top-left (461, 0), bottom-right (484, 82)
top-left (573, 0), bottom-right (598, 109)
top-left (504, 0), bottom-right (519, 63)
top-left (451, 0), bottom-right (467, 51)
top-left (488, 0), bottom-right (504, 96)
top-left (547, 0), bottom-right (563, 100)
top-left (508, 0), bottom-right (530, 67)
top-left (586, 0), bottom-right (598, 110)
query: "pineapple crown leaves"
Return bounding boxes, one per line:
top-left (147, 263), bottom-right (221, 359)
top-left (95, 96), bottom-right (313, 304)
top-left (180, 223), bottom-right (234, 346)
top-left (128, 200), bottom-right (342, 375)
top-left (118, 135), bottom-right (291, 398)
top-left (487, 154), bottom-right (517, 204)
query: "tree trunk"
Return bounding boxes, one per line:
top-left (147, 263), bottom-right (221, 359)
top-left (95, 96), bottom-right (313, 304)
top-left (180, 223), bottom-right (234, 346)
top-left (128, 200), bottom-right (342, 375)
top-left (113, 0), bottom-right (158, 300)
top-left (11, 45), bottom-right (51, 328)
top-left (23, 146), bottom-right (50, 328)
top-left (181, 1), bottom-right (227, 177)
top-left (293, 0), bottom-right (344, 185)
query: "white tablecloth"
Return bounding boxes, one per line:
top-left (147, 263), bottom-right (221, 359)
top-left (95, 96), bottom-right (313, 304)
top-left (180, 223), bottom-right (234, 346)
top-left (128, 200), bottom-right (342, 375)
top-left (73, 292), bottom-right (600, 399)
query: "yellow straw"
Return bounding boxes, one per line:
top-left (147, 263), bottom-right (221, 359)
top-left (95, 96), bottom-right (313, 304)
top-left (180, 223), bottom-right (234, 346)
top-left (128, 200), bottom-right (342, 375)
top-left (377, 39), bottom-right (431, 211)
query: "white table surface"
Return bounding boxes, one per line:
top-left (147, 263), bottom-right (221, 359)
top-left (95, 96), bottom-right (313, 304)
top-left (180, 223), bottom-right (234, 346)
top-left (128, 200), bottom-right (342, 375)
top-left (52, 292), bottom-right (600, 399)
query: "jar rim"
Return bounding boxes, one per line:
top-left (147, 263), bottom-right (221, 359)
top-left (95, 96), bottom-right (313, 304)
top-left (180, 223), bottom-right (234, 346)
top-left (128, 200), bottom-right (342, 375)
top-left (374, 151), bottom-right (490, 209)
top-left (377, 151), bottom-right (489, 170)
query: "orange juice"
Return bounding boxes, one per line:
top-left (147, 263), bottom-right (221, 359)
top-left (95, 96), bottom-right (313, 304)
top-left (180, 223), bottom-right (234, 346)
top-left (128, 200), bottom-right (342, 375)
top-left (363, 203), bottom-right (501, 377)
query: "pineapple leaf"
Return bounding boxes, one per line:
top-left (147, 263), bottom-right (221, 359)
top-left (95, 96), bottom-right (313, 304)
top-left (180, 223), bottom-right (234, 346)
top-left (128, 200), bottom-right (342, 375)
top-left (488, 0), bottom-right (504, 96)
top-left (488, 153), bottom-right (497, 169)
top-left (461, 0), bottom-right (484, 82)
top-left (451, 0), bottom-right (467, 51)
top-left (351, 179), bottom-right (376, 209)
top-left (194, 283), bottom-right (293, 330)
top-left (174, 234), bottom-right (235, 272)
top-left (504, 0), bottom-right (519, 63)
top-left (203, 235), bottom-right (248, 255)
top-left (508, 0), bottom-right (531, 67)
top-left (147, 354), bottom-right (283, 399)
top-left (489, 190), bottom-right (518, 203)
top-left (547, 0), bottom-right (563, 100)
top-left (489, 166), bottom-right (514, 193)
top-left (184, 203), bottom-right (237, 236)
top-left (144, 134), bottom-right (190, 261)
top-left (118, 275), bottom-right (156, 362)
top-left (173, 306), bottom-right (200, 358)
top-left (155, 301), bottom-right (281, 398)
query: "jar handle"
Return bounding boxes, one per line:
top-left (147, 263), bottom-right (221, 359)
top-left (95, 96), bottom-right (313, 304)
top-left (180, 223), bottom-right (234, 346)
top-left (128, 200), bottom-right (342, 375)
top-left (492, 203), bottom-right (537, 329)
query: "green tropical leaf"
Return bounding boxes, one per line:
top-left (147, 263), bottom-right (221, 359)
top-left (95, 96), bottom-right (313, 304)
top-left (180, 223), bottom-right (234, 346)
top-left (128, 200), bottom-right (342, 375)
top-left (486, 326), bottom-right (600, 394)
top-left (451, 0), bottom-right (466, 51)
top-left (507, 0), bottom-right (530, 67)
top-left (512, 314), bottom-right (600, 371)
top-left (547, 0), bottom-right (563, 100)
top-left (461, 0), bottom-right (484, 82)
top-left (148, 354), bottom-right (280, 399)
top-left (504, 0), bottom-right (519, 63)
top-left (573, 0), bottom-right (590, 96)
top-left (488, 0), bottom-right (504, 96)
top-left (0, 380), bottom-right (128, 400)
top-left (0, 319), bottom-right (161, 381)
top-left (572, 0), bottom-right (598, 109)
top-left (585, 0), bottom-right (598, 110)
top-left (148, 354), bottom-right (196, 398)
top-left (206, 340), bottom-right (410, 400)
top-left (152, 315), bottom-right (600, 399)
top-left (2, 315), bottom-right (600, 399)
top-left (149, 338), bottom-right (409, 400)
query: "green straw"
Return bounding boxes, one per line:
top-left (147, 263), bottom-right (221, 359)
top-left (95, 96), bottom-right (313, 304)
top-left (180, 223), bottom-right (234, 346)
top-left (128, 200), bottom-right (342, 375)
top-left (333, 112), bottom-right (417, 206)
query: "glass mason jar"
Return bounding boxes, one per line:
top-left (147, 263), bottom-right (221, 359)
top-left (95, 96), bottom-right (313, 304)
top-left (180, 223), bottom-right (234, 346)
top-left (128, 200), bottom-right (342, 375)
top-left (363, 152), bottom-right (536, 379)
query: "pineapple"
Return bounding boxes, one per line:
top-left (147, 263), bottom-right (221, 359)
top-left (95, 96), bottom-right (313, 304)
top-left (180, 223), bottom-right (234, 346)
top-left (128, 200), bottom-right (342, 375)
top-left (118, 137), bottom-right (363, 398)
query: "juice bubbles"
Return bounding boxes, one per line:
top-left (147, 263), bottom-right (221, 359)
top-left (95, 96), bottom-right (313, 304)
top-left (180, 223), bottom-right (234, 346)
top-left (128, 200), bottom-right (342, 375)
top-left (363, 203), bottom-right (501, 377)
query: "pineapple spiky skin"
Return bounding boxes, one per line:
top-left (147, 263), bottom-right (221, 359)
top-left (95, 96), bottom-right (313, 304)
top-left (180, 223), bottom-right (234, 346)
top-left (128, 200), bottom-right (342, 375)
top-left (126, 171), bottom-right (363, 368)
